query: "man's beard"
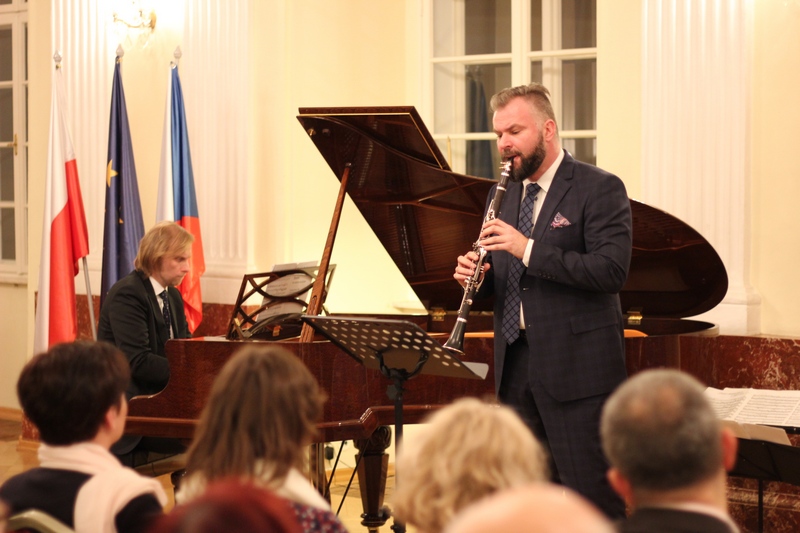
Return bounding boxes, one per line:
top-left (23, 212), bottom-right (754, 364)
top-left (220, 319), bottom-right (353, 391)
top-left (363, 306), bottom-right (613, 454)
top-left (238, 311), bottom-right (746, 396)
top-left (505, 133), bottom-right (546, 183)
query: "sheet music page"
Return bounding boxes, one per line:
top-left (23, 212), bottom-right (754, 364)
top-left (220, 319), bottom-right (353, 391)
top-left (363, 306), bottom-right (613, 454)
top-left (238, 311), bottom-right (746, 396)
top-left (704, 387), bottom-right (751, 420)
top-left (705, 387), bottom-right (800, 427)
top-left (256, 261), bottom-right (321, 322)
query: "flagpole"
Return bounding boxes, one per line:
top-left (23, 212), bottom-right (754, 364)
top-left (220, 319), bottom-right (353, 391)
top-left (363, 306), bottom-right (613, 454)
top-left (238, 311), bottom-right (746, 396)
top-left (82, 257), bottom-right (97, 340)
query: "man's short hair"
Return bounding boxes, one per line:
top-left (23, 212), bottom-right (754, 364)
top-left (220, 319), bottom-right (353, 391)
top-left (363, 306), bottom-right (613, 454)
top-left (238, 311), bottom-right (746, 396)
top-left (134, 221), bottom-right (194, 277)
top-left (600, 369), bottom-right (722, 492)
top-left (490, 82), bottom-right (557, 124)
top-left (18, 341), bottom-right (130, 445)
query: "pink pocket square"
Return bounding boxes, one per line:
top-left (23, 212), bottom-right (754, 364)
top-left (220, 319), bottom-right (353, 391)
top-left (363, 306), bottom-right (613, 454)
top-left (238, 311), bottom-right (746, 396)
top-left (550, 212), bottom-right (572, 229)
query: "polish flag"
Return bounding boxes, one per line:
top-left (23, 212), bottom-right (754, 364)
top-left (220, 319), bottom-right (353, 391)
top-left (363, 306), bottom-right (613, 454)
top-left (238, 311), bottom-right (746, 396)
top-left (34, 62), bottom-right (90, 355)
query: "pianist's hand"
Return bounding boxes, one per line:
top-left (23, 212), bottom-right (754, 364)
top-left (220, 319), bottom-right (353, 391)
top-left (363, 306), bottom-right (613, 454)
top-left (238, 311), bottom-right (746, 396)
top-left (454, 251), bottom-right (490, 288)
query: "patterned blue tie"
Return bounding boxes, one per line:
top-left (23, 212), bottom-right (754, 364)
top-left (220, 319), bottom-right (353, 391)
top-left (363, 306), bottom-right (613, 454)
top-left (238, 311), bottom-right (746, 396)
top-left (159, 290), bottom-right (172, 339)
top-left (502, 183), bottom-right (541, 344)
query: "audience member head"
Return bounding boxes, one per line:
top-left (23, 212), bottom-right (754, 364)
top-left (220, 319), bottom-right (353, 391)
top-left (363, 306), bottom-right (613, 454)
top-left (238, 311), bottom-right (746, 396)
top-left (148, 479), bottom-right (301, 533)
top-left (444, 484), bottom-right (614, 533)
top-left (134, 221), bottom-right (194, 278)
top-left (600, 369), bottom-right (737, 507)
top-left (392, 397), bottom-right (548, 533)
top-left (18, 341), bottom-right (130, 446)
top-left (185, 345), bottom-right (326, 485)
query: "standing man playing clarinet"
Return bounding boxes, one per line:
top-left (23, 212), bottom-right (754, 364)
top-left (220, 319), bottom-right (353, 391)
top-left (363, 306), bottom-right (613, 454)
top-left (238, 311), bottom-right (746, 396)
top-left (454, 83), bottom-right (632, 518)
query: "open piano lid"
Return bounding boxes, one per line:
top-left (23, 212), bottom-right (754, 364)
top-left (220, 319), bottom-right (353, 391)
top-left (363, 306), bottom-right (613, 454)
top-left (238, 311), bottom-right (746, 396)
top-left (297, 106), bottom-right (496, 312)
top-left (297, 106), bottom-right (728, 320)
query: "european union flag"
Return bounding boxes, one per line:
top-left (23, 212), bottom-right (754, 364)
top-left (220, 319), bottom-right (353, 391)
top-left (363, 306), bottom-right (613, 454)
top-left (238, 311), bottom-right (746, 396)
top-left (101, 58), bottom-right (144, 305)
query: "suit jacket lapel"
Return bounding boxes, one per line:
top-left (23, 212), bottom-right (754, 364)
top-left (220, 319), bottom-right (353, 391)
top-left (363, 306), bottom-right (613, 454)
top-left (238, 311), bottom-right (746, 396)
top-left (533, 153), bottom-right (573, 242)
top-left (138, 270), bottom-right (170, 343)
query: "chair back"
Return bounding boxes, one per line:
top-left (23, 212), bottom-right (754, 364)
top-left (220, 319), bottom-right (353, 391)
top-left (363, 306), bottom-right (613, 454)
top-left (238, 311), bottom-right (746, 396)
top-left (6, 509), bottom-right (75, 533)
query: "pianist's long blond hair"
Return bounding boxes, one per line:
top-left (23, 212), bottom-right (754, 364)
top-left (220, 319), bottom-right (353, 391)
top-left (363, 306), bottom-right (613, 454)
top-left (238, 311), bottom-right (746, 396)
top-left (182, 345), bottom-right (326, 487)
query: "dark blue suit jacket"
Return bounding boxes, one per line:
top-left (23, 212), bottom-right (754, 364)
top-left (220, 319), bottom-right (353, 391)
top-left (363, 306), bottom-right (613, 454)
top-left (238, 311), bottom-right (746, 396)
top-left (480, 151), bottom-right (632, 402)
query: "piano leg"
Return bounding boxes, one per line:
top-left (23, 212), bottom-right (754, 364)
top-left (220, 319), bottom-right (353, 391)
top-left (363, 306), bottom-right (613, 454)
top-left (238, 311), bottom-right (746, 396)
top-left (309, 443), bottom-right (329, 502)
top-left (355, 426), bottom-right (392, 533)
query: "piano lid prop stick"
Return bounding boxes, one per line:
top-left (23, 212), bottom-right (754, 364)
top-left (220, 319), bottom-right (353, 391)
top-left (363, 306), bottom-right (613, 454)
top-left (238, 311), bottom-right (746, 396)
top-left (299, 163), bottom-right (352, 343)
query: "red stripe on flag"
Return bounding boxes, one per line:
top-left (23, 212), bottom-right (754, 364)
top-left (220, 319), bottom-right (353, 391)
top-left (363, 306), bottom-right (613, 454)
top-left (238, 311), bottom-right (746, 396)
top-left (64, 159), bottom-right (89, 273)
top-left (47, 206), bottom-right (79, 345)
top-left (178, 215), bottom-right (205, 332)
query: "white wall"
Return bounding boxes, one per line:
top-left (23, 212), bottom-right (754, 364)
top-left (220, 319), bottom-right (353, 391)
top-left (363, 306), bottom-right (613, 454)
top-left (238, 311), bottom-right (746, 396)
top-left (751, 0), bottom-right (800, 337)
top-left (0, 285), bottom-right (27, 409)
top-left (597, 0), bottom-right (642, 198)
top-left (258, 0), bottom-right (423, 315)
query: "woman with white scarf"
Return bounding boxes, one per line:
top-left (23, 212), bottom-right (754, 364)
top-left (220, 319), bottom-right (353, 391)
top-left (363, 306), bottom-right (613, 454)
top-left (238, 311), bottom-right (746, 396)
top-left (0, 341), bottom-right (167, 533)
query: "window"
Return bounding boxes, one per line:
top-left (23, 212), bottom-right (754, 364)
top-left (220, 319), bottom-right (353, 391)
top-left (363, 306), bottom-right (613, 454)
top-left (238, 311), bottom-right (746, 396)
top-left (427, 0), bottom-right (597, 179)
top-left (0, 0), bottom-right (27, 280)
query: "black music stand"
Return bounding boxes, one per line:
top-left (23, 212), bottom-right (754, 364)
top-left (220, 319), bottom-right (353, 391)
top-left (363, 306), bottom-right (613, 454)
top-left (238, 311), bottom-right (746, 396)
top-left (729, 438), bottom-right (800, 532)
top-left (300, 316), bottom-right (488, 533)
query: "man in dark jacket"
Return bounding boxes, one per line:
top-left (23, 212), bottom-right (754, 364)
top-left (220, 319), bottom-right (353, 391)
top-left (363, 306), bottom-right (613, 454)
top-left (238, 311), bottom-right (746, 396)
top-left (601, 369), bottom-right (739, 533)
top-left (454, 83), bottom-right (631, 518)
top-left (98, 221), bottom-right (193, 465)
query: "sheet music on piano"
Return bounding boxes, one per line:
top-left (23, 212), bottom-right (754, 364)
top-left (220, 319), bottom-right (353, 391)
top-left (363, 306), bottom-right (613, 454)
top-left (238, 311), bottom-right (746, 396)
top-left (705, 387), bottom-right (800, 443)
top-left (255, 261), bottom-right (322, 323)
top-left (226, 261), bottom-right (336, 341)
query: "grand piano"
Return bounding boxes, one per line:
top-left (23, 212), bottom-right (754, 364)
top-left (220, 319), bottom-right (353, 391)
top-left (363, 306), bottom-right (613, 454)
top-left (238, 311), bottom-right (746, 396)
top-left (126, 107), bottom-right (728, 531)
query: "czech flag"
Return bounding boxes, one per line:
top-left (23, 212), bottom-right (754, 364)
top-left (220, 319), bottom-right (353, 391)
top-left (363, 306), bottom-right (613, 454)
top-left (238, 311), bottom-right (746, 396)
top-left (34, 60), bottom-right (90, 354)
top-left (157, 63), bottom-right (205, 333)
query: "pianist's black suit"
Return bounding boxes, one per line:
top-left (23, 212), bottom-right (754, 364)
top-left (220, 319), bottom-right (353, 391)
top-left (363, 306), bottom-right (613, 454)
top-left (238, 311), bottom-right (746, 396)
top-left (98, 269), bottom-right (189, 455)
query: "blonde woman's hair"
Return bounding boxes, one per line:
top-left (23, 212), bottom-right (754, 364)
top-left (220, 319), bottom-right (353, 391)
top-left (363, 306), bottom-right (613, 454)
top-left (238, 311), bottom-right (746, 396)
top-left (392, 397), bottom-right (549, 533)
top-left (134, 221), bottom-right (193, 276)
top-left (184, 346), bottom-right (327, 485)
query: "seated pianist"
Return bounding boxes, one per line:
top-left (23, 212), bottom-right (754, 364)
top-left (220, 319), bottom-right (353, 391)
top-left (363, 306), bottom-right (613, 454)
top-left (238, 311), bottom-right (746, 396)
top-left (97, 222), bottom-right (194, 467)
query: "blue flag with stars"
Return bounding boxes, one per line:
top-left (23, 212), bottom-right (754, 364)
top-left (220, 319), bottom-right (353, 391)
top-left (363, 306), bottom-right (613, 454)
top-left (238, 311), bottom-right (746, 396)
top-left (101, 58), bottom-right (144, 305)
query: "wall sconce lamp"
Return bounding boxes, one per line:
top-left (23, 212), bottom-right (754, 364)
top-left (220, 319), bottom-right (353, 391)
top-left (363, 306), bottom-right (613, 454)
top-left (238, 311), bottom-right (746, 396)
top-left (112, 1), bottom-right (157, 48)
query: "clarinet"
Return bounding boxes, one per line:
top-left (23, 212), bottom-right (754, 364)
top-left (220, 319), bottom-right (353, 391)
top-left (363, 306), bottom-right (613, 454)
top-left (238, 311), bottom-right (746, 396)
top-left (443, 159), bottom-right (512, 355)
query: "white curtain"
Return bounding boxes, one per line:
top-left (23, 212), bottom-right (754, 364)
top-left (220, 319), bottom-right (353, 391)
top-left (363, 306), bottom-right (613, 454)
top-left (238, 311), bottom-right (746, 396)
top-left (641, 0), bottom-right (759, 334)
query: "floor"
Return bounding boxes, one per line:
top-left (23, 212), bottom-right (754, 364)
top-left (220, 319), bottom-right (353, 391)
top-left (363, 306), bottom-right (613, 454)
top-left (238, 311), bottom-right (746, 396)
top-left (0, 419), bottom-right (405, 533)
